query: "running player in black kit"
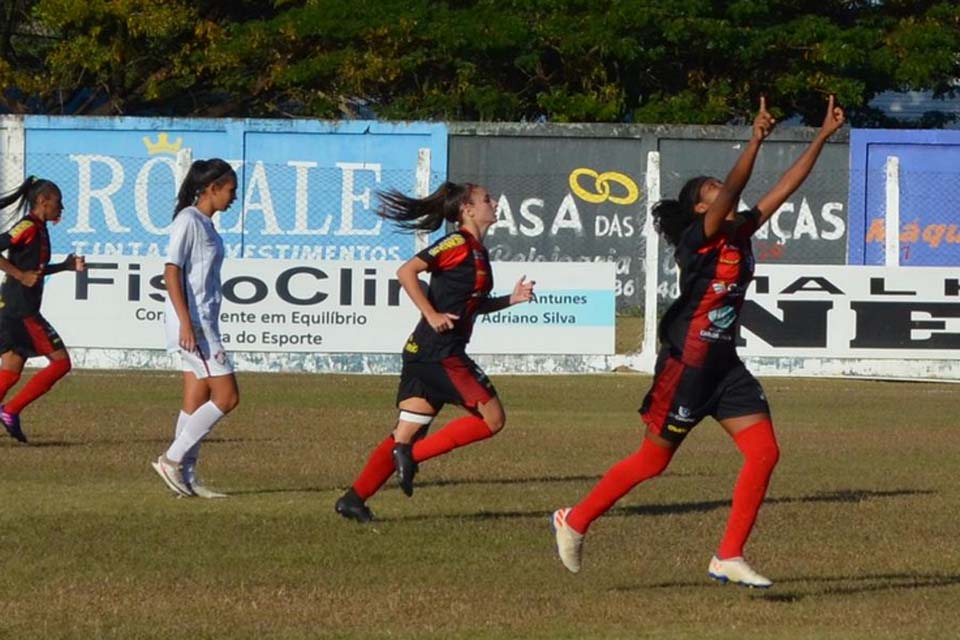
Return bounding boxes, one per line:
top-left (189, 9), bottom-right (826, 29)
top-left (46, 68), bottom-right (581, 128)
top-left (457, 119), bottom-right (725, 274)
top-left (552, 96), bottom-right (845, 588)
top-left (0, 177), bottom-right (86, 443)
top-left (335, 181), bottom-right (535, 522)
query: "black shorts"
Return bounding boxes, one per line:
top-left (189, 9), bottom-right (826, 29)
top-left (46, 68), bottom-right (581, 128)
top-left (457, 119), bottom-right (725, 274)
top-left (397, 353), bottom-right (497, 411)
top-left (0, 313), bottom-right (65, 359)
top-left (640, 349), bottom-right (769, 443)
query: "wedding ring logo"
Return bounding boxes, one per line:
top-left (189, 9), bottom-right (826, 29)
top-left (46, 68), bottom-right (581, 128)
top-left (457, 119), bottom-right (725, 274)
top-left (569, 168), bottom-right (640, 205)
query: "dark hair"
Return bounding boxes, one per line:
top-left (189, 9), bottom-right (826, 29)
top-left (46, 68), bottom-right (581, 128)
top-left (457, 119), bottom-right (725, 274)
top-left (651, 175), bottom-right (711, 247)
top-left (174, 158), bottom-right (237, 219)
top-left (376, 181), bottom-right (475, 232)
top-left (0, 176), bottom-right (61, 217)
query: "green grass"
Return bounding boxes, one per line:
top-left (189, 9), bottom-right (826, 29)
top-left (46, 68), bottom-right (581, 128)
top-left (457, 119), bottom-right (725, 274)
top-left (1, 371), bottom-right (959, 639)
top-left (615, 315), bottom-right (644, 354)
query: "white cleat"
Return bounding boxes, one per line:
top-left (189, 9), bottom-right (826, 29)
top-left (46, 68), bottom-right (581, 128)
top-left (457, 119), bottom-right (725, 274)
top-left (708, 555), bottom-right (773, 589)
top-left (551, 508), bottom-right (584, 574)
top-left (151, 456), bottom-right (195, 497)
top-left (189, 476), bottom-right (228, 499)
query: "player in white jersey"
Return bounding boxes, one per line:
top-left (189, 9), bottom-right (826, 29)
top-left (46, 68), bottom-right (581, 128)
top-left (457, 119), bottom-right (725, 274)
top-left (152, 158), bottom-right (239, 499)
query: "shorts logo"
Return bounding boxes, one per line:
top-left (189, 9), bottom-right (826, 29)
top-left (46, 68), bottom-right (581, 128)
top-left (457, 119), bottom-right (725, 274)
top-left (666, 424), bottom-right (689, 434)
top-left (404, 339), bottom-right (419, 354)
top-left (213, 350), bottom-right (228, 365)
top-left (667, 406), bottom-right (695, 424)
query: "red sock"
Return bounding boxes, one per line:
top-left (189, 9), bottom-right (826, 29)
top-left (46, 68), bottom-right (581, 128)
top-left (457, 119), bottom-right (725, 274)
top-left (566, 437), bottom-right (674, 534)
top-left (4, 358), bottom-right (71, 415)
top-left (717, 418), bottom-right (780, 559)
top-left (0, 370), bottom-right (21, 402)
top-left (351, 434), bottom-right (396, 500)
top-left (412, 415), bottom-right (493, 463)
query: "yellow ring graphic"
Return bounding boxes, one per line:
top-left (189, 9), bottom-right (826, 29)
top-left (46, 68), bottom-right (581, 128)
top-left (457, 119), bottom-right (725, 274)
top-left (569, 168), bottom-right (639, 205)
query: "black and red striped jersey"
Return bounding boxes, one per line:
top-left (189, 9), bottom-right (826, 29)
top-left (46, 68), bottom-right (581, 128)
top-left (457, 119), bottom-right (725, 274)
top-left (0, 215), bottom-right (51, 318)
top-left (658, 208), bottom-right (760, 369)
top-left (402, 228), bottom-right (494, 362)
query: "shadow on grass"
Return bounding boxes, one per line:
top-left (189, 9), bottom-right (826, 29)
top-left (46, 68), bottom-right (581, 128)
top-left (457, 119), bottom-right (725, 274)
top-left (10, 435), bottom-right (273, 448)
top-left (377, 488), bottom-right (934, 523)
top-left (640, 571), bottom-right (960, 601)
top-left (613, 488), bottom-right (936, 518)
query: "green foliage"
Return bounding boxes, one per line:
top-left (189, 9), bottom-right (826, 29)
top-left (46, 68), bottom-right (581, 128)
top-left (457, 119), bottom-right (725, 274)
top-left (1, 0), bottom-right (958, 124)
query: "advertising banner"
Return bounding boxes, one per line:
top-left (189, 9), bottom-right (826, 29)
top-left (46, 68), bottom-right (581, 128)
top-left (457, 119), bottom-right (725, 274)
top-left (740, 265), bottom-right (960, 359)
top-left (41, 258), bottom-right (615, 356)
top-left (17, 117), bottom-right (447, 261)
top-left (450, 127), bottom-right (648, 311)
top-left (848, 129), bottom-right (960, 266)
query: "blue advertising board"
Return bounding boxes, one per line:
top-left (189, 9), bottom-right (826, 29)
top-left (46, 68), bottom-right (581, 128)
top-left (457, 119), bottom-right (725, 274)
top-left (21, 116), bottom-right (447, 259)
top-left (848, 129), bottom-right (960, 265)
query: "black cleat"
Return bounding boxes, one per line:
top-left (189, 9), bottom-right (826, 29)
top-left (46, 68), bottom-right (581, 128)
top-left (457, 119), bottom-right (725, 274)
top-left (335, 488), bottom-right (374, 523)
top-left (392, 443), bottom-right (418, 497)
top-left (0, 406), bottom-right (27, 444)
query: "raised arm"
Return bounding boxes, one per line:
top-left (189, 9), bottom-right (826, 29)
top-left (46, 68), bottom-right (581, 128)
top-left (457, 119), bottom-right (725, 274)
top-left (703, 96), bottom-right (776, 239)
top-left (754, 95), bottom-right (845, 229)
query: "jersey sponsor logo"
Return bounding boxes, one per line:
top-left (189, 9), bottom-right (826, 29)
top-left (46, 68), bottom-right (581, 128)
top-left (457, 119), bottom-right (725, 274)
top-left (428, 234), bottom-right (466, 256)
top-left (719, 250), bottom-right (741, 265)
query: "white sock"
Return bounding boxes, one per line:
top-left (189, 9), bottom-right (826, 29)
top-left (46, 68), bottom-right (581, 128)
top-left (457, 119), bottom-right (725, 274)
top-left (165, 401), bottom-right (224, 464)
top-left (174, 411), bottom-right (201, 481)
top-left (174, 410), bottom-right (189, 438)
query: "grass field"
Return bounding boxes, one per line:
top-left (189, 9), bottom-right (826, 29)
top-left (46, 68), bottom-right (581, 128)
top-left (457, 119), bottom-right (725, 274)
top-left (1, 370), bottom-right (958, 639)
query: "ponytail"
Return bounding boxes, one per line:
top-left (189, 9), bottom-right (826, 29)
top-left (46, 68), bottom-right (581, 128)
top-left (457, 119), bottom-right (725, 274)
top-left (0, 176), bottom-right (60, 217)
top-left (174, 158), bottom-right (237, 219)
top-left (377, 181), bottom-right (474, 232)
top-left (652, 175), bottom-right (710, 247)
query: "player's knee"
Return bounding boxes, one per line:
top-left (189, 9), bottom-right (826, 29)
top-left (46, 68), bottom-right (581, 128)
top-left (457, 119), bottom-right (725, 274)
top-left (216, 390), bottom-right (240, 414)
top-left (485, 412), bottom-right (505, 433)
top-left (753, 437), bottom-right (780, 470)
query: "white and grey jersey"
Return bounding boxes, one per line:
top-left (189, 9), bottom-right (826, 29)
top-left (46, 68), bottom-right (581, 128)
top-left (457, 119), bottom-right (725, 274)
top-left (163, 206), bottom-right (226, 355)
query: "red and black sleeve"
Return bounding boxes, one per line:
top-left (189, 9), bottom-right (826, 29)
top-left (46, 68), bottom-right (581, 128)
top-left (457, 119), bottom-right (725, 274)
top-left (416, 232), bottom-right (470, 272)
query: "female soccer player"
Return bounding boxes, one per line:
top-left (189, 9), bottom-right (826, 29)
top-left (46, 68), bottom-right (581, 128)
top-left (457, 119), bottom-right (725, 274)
top-left (0, 177), bottom-right (85, 443)
top-left (151, 159), bottom-right (238, 498)
top-left (552, 96), bottom-right (845, 587)
top-left (335, 181), bottom-right (535, 522)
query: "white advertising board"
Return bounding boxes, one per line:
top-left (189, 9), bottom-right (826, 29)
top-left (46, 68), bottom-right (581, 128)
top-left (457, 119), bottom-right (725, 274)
top-left (41, 258), bottom-right (615, 356)
top-left (740, 265), bottom-right (960, 360)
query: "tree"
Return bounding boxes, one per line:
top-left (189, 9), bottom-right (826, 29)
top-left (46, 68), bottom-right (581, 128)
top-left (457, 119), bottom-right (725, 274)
top-left (2, 0), bottom-right (958, 125)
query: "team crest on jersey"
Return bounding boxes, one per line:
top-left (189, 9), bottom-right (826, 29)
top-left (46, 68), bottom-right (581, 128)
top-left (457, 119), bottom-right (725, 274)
top-left (708, 305), bottom-right (736, 329)
top-left (428, 234), bottom-right (465, 256)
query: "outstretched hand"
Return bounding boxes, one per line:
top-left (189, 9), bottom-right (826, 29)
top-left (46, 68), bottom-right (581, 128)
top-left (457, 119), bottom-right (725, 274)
top-left (509, 275), bottom-right (536, 305)
top-left (820, 94), bottom-right (845, 138)
top-left (752, 96), bottom-right (776, 141)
